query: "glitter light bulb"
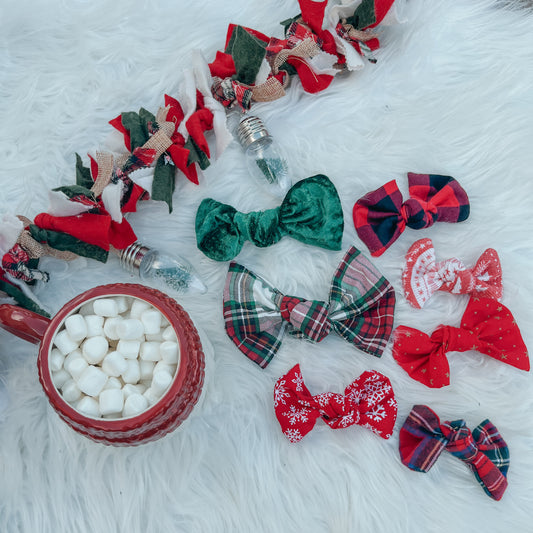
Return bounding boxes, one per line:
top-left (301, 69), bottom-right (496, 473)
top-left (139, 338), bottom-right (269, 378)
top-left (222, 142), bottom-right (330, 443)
top-left (120, 242), bottom-right (207, 295)
top-left (237, 115), bottom-right (292, 198)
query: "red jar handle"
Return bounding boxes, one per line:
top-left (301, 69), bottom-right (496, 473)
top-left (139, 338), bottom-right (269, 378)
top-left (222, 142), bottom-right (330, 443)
top-left (0, 304), bottom-right (50, 344)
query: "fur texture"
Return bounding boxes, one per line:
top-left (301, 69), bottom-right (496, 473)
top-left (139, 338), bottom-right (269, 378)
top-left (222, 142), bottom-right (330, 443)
top-left (0, 0), bottom-right (532, 531)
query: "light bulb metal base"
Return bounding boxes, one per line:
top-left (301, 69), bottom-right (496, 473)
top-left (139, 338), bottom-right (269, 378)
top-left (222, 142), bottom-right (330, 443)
top-left (120, 242), bottom-right (151, 274)
top-left (237, 115), bottom-right (270, 148)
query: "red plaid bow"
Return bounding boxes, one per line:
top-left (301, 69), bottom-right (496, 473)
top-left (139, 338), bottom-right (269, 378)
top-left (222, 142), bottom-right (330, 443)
top-left (274, 364), bottom-right (397, 443)
top-left (393, 297), bottom-right (529, 387)
top-left (403, 238), bottom-right (503, 308)
top-left (353, 173), bottom-right (470, 257)
top-left (399, 405), bottom-right (509, 500)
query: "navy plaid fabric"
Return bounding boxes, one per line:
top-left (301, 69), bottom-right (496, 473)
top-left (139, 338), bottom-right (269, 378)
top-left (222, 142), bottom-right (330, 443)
top-left (353, 173), bottom-right (470, 257)
top-left (222, 246), bottom-right (396, 368)
top-left (399, 405), bottom-right (509, 500)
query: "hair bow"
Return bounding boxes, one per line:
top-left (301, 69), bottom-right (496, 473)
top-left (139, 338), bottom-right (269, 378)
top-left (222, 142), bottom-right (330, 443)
top-left (195, 174), bottom-right (344, 261)
top-left (353, 173), bottom-right (470, 257)
top-left (274, 364), bottom-right (397, 443)
top-left (399, 405), bottom-right (509, 500)
top-left (223, 246), bottom-right (395, 368)
top-left (392, 297), bottom-right (529, 388)
top-left (403, 238), bottom-right (503, 308)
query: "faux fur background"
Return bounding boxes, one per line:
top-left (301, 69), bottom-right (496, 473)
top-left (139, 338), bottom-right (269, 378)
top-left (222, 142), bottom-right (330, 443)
top-left (1, 0), bottom-right (532, 531)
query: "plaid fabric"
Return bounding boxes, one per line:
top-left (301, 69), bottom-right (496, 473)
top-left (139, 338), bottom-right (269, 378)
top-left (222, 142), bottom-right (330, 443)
top-left (274, 364), bottom-right (397, 443)
top-left (399, 405), bottom-right (509, 500)
top-left (223, 246), bottom-right (395, 368)
top-left (353, 172), bottom-right (470, 257)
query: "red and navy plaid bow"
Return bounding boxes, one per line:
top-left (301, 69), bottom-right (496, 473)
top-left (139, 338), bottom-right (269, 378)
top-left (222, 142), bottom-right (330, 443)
top-left (275, 364), bottom-right (397, 443)
top-left (353, 173), bottom-right (470, 257)
top-left (223, 246), bottom-right (395, 368)
top-left (399, 405), bottom-right (509, 500)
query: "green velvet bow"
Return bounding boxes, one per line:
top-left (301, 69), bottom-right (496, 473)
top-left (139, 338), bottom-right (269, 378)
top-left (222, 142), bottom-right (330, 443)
top-left (195, 174), bottom-right (344, 261)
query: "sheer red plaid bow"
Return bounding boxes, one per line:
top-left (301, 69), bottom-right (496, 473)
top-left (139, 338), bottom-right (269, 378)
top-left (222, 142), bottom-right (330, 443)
top-left (353, 173), bottom-right (470, 257)
top-left (393, 297), bottom-right (529, 388)
top-left (399, 405), bottom-right (509, 500)
top-left (403, 238), bottom-right (503, 308)
top-left (274, 364), bottom-right (397, 443)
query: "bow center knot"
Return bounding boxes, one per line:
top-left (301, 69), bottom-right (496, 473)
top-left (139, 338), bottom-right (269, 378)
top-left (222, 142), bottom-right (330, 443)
top-left (279, 294), bottom-right (331, 342)
top-left (402, 198), bottom-right (438, 230)
top-left (431, 325), bottom-right (479, 353)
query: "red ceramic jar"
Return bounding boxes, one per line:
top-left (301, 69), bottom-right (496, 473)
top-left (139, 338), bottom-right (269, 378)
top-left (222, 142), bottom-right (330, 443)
top-left (0, 283), bottom-right (205, 446)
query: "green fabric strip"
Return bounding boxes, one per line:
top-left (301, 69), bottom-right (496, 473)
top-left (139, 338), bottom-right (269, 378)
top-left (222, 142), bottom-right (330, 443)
top-left (225, 25), bottom-right (267, 85)
top-left (151, 156), bottom-right (176, 213)
top-left (121, 111), bottom-right (149, 150)
top-left (185, 137), bottom-right (211, 170)
top-left (52, 184), bottom-right (95, 201)
top-left (346, 0), bottom-right (376, 29)
top-left (75, 153), bottom-right (94, 189)
top-left (0, 279), bottom-right (50, 317)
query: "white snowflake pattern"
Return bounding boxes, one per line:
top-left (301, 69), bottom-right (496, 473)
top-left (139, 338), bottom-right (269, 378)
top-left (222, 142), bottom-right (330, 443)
top-left (283, 405), bottom-right (310, 425)
top-left (362, 422), bottom-right (382, 436)
top-left (362, 377), bottom-right (389, 407)
top-left (274, 380), bottom-right (290, 407)
top-left (366, 404), bottom-right (387, 422)
top-left (347, 387), bottom-right (365, 405)
top-left (315, 392), bottom-right (334, 407)
top-left (387, 397), bottom-right (397, 409)
top-left (291, 371), bottom-right (305, 392)
top-left (338, 412), bottom-right (357, 427)
top-left (284, 428), bottom-right (303, 443)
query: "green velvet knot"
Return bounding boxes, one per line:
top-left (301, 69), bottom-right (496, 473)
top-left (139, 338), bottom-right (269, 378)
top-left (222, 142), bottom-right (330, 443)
top-left (195, 174), bottom-right (344, 261)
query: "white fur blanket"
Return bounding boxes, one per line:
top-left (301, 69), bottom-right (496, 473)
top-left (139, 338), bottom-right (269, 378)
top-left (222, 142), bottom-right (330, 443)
top-left (1, 0), bottom-right (532, 531)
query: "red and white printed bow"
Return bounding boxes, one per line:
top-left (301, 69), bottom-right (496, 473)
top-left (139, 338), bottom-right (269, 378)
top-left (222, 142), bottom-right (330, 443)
top-left (402, 238), bottom-right (502, 309)
top-left (274, 364), bottom-right (397, 443)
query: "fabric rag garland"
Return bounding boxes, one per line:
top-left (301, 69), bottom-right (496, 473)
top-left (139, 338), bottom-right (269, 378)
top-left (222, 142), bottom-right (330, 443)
top-left (274, 364), bottom-right (397, 443)
top-left (223, 246), bottom-right (395, 368)
top-left (195, 174), bottom-right (344, 261)
top-left (399, 405), bottom-right (509, 500)
top-left (402, 238), bottom-right (502, 309)
top-left (0, 0), bottom-right (400, 315)
top-left (353, 173), bottom-right (470, 257)
top-left (392, 297), bottom-right (530, 388)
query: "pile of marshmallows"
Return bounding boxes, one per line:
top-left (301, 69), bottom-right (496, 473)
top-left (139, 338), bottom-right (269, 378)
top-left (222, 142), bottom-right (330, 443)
top-left (50, 296), bottom-right (179, 419)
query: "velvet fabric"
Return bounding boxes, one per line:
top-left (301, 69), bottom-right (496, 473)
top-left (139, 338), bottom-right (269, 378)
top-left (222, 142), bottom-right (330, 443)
top-left (195, 174), bottom-right (344, 261)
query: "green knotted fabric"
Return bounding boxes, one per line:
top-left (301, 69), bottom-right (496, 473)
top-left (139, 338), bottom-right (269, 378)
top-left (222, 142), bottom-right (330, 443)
top-left (195, 174), bottom-right (344, 261)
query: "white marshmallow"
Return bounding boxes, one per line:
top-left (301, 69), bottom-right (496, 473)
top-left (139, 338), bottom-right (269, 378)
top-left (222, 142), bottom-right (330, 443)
top-left (53, 330), bottom-right (80, 356)
top-left (160, 341), bottom-right (179, 364)
top-left (85, 315), bottom-right (104, 337)
top-left (64, 354), bottom-right (88, 381)
top-left (117, 339), bottom-right (141, 359)
top-left (143, 387), bottom-right (161, 405)
top-left (99, 388), bottom-right (124, 415)
top-left (64, 314), bottom-right (88, 342)
top-left (140, 341), bottom-right (162, 362)
top-left (145, 333), bottom-right (163, 342)
top-left (122, 359), bottom-right (141, 384)
top-left (122, 383), bottom-right (147, 398)
top-left (102, 351), bottom-right (128, 377)
top-left (141, 309), bottom-right (162, 335)
top-left (103, 376), bottom-right (123, 390)
top-left (153, 361), bottom-right (174, 377)
top-left (160, 315), bottom-right (170, 328)
top-left (162, 325), bottom-right (177, 342)
top-left (115, 296), bottom-right (129, 314)
top-left (61, 379), bottom-right (82, 403)
top-left (49, 348), bottom-right (65, 372)
top-left (151, 370), bottom-right (173, 395)
top-left (52, 368), bottom-right (70, 389)
top-left (130, 299), bottom-right (151, 319)
top-left (93, 298), bottom-right (119, 317)
top-left (123, 393), bottom-right (149, 417)
top-left (139, 360), bottom-right (155, 381)
top-left (81, 336), bottom-right (108, 364)
top-left (103, 317), bottom-right (123, 340)
top-left (77, 366), bottom-right (108, 397)
top-left (76, 396), bottom-right (100, 417)
top-left (77, 301), bottom-right (94, 316)
top-left (115, 319), bottom-right (144, 340)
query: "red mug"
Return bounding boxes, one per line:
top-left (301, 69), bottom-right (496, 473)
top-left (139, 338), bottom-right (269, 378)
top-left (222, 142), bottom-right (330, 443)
top-left (0, 283), bottom-right (205, 446)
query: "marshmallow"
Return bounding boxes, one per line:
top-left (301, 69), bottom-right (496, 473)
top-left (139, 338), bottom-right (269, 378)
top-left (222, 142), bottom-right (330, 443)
top-left (101, 351), bottom-right (128, 377)
top-left (123, 393), bottom-right (149, 417)
top-left (76, 396), bottom-right (100, 417)
top-left (53, 330), bottom-right (80, 356)
top-left (64, 352), bottom-right (89, 380)
top-left (145, 333), bottom-right (163, 342)
top-left (103, 317), bottom-right (123, 340)
top-left (122, 359), bottom-right (141, 384)
top-left (161, 315), bottom-right (170, 328)
top-left (141, 309), bottom-right (162, 335)
top-left (99, 388), bottom-right (124, 415)
top-left (143, 387), bottom-right (161, 405)
top-left (52, 368), bottom-right (70, 389)
top-left (140, 341), bottom-right (162, 362)
top-left (130, 299), bottom-right (151, 319)
top-left (139, 360), bottom-right (155, 381)
top-left (61, 379), bottom-right (82, 403)
top-left (115, 296), bottom-right (129, 314)
top-left (77, 366), bottom-right (108, 397)
top-left (117, 339), bottom-right (141, 359)
top-left (77, 301), bottom-right (95, 316)
top-left (122, 383), bottom-right (147, 398)
top-left (81, 336), bottom-right (108, 364)
top-left (49, 348), bottom-right (65, 372)
top-left (153, 361), bottom-right (174, 377)
top-left (162, 325), bottom-right (177, 342)
top-left (64, 314), bottom-right (88, 342)
top-left (151, 370), bottom-right (173, 395)
top-left (93, 298), bottom-right (119, 317)
top-left (115, 319), bottom-right (144, 340)
top-left (85, 315), bottom-right (104, 337)
top-left (103, 376), bottom-right (122, 390)
top-left (160, 341), bottom-right (179, 364)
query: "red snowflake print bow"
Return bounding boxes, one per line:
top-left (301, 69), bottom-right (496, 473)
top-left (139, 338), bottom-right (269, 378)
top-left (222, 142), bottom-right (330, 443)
top-left (392, 297), bottom-right (529, 388)
top-left (402, 238), bottom-right (502, 308)
top-left (274, 364), bottom-right (397, 443)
